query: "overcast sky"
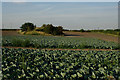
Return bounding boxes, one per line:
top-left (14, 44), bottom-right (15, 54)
top-left (2, 2), bottom-right (118, 30)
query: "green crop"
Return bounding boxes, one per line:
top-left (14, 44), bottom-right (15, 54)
top-left (2, 35), bottom-right (118, 49)
top-left (2, 48), bottom-right (120, 79)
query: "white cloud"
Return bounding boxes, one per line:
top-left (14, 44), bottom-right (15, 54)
top-left (39, 6), bottom-right (55, 13)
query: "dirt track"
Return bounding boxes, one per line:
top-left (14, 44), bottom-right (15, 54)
top-left (2, 47), bottom-right (119, 51)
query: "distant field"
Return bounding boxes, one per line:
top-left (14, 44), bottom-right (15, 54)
top-left (2, 31), bottom-right (21, 36)
top-left (2, 32), bottom-right (118, 50)
top-left (2, 31), bottom-right (119, 43)
top-left (64, 31), bottom-right (119, 43)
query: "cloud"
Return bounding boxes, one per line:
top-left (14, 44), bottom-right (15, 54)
top-left (39, 6), bottom-right (55, 13)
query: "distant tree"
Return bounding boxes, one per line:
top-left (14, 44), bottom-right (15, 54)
top-left (41, 24), bottom-right (46, 28)
top-left (80, 29), bottom-right (85, 32)
top-left (44, 24), bottom-right (54, 34)
top-left (20, 22), bottom-right (36, 31)
top-left (57, 26), bottom-right (63, 34)
top-left (52, 27), bottom-right (58, 35)
top-left (43, 24), bottom-right (63, 35)
top-left (114, 29), bottom-right (120, 31)
top-left (35, 28), bottom-right (44, 31)
top-left (86, 30), bottom-right (91, 32)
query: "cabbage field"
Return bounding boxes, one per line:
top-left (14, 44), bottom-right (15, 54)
top-left (2, 35), bottom-right (118, 49)
top-left (2, 48), bottom-right (120, 80)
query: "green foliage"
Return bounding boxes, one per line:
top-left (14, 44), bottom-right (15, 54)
top-left (91, 29), bottom-right (120, 36)
top-left (64, 29), bottom-right (86, 32)
top-left (9, 38), bottom-right (31, 47)
top-left (44, 24), bottom-right (54, 34)
top-left (2, 48), bottom-right (120, 79)
top-left (22, 39), bottom-right (31, 47)
top-left (12, 38), bottom-right (23, 47)
top-left (42, 24), bottom-right (63, 35)
top-left (20, 22), bottom-right (36, 31)
top-left (27, 31), bottom-right (40, 35)
top-left (80, 29), bottom-right (85, 32)
top-left (52, 27), bottom-right (58, 35)
top-left (63, 29), bottom-right (120, 35)
top-left (57, 26), bottom-right (63, 35)
top-left (20, 23), bottom-right (63, 35)
top-left (41, 24), bottom-right (46, 27)
top-left (114, 29), bottom-right (120, 31)
top-left (35, 28), bottom-right (44, 31)
top-left (2, 35), bottom-right (119, 49)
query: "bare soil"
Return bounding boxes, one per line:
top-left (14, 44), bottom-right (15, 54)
top-left (2, 31), bottom-right (21, 36)
top-left (64, 31), bottom-right (119, 43)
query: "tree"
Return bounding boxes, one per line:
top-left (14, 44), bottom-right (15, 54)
top-left (52, 27), bottom-right (58, 35)
top-left (44, 24), bottom-right (54, 34)
top-left (80, 29), bottom-right (85, 32)
top-left (42, 24), bottom-right (63, 35)
top-left (20, 22), bottom-right (36, 31)
top-left (57, 26), bottom-right (63, 35)
top-left (41, 24), bottom-right (46, 28)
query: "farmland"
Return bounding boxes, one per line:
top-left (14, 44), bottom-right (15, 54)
top-left (1, 31), bottom-right (120, 80)
top-left (2, 35), bottom-right (119, 49)
top-left (2, 48), bottom-right (120, 79)
top-left (1, 2), bottom-right (120, 80)
top-left (2, 31), bottom-right (119, 43)
top-left (64, 31), bottom-right (119, 43)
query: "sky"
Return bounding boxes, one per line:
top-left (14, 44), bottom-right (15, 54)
top-left (2, 0), bottom-right (120, 2)
top-left (0, 2), bottom-right (1, 30)
top-left (2, 2), bottom-right (118, 30)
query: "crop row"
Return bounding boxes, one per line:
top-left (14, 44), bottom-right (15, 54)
top-left (2, 35), bottom-right (119, 49)
top-left (2, 48), bottom-right (120, 79)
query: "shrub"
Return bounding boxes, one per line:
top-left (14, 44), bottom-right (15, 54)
top-left (12, 38), bottom-right (31, 47)
top-left (22, 39), bottom-right (31, 47)
top-left (29, 32), bottom-right (40, 35)
top-left (52, 27), bottom-right (59, 35)
top-left (43, 24), bottom-right (63, 35)
top-left (36, 28), bottom-right (44, 31)
top-left (44, 24), bottom-right (54, 34)
top-left (12, 38), bottom-right (23, 47)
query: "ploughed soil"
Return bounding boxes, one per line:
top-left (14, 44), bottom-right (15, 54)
top-left (64, 31), bottom-right (119, 43)
top-left (2, 47), bottom-right (119, 51)
top-left (2, 31), bottom-right (21, 36)
top-left (2, 31), bottom-right (119, 43)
